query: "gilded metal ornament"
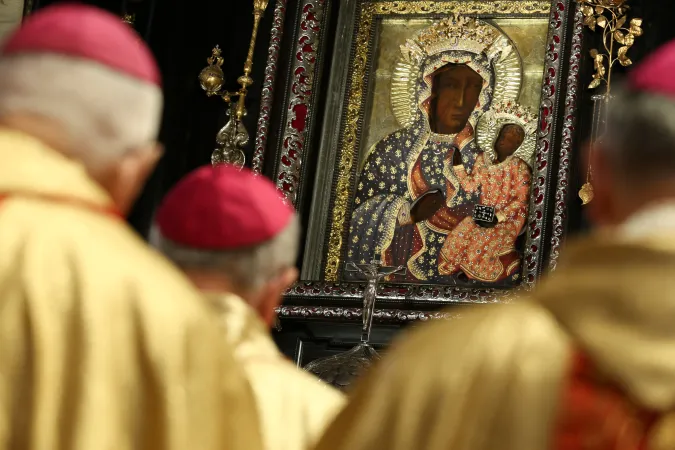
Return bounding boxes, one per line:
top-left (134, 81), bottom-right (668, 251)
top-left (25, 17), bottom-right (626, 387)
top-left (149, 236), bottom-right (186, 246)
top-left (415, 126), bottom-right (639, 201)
top-left (577, 0), bottom-right (643, 204)
top-left (121, 13), bottom-right (135, 25)
top-left (391, 15), bottom-right (522, 127)
top-left (198, 46), bottom-right (226, 97)
top-left (197, 0), bottom-right (270, 168)
top-left (579, 182), bottom-right (595, 205)
top-left (212, 105), bottom-right (248, 169)
top-left (579, 0), bottom-right (642, 90)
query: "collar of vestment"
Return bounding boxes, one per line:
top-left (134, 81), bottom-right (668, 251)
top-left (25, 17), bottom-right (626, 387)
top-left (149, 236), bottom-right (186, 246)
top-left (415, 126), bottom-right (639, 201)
top-left (205, 292), bottom-right (282, 363)
top-left (0, 128), bottom-right (116, 215)
top-left (536, 224), bottom-right (675, 412)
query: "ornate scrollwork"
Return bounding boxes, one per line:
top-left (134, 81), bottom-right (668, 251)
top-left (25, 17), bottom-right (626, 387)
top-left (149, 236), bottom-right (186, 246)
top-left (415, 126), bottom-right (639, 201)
top-left (550, 3), bottom-right (584, 271)
top-left (275, 0), bottom-right (326, 205)
top-left (276, 305), bottom-right (463, 324)
top-left (578, 0), bottom-right (643, 90)
top-left (252, 0), bottom-right (288, 174)
top-left (284, 280), bottom-right (517, 305)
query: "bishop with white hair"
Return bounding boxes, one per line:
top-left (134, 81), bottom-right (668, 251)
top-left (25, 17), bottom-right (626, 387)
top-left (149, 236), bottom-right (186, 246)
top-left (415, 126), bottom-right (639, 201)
top-left (0, 5), bottom-right (263, 450)
top-left (153, 164), bottom-right (346, 450)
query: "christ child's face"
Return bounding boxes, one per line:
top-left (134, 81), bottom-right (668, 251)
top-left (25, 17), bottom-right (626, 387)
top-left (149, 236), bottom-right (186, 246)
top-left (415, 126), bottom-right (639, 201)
top-left (431, 64), bottom-right (484, 135)
top-left (494, 124), bottom-right (525, 162)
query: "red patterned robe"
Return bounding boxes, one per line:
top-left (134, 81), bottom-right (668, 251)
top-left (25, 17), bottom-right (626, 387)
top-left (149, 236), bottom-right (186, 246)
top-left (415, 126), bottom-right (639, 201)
top-left (438, 153), bottom-right (532, 281)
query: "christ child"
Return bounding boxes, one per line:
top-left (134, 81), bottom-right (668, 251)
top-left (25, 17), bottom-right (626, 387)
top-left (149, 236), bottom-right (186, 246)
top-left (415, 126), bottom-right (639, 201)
top-left (438, 123), bottom-right (532, 282)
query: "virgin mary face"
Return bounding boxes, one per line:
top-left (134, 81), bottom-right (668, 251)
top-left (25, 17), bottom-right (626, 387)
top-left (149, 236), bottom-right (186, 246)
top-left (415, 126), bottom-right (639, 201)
top-left (430, 64), bottom-right (483, 135)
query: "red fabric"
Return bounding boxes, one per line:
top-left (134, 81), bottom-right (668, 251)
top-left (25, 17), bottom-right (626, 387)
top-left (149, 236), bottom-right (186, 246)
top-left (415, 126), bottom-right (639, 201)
top-left (1, 3), bottom-right (160, 86)
top-left (0, 192), bottom-right (122, 219)
top-left (629, 39), bottom-right (675, 98)
top-left (155, 165), bottom-right (295, 249)
top-left (554, 351), bottom-right (659, 450)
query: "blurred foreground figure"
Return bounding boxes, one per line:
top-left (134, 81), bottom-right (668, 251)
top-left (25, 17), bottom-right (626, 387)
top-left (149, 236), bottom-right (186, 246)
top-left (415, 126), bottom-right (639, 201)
top-left (154, 165), bottom-right (345, 450)
top-left (315, 39), bottom-right (675, 450)
top-left (0, 5), bottom-right (262, 450)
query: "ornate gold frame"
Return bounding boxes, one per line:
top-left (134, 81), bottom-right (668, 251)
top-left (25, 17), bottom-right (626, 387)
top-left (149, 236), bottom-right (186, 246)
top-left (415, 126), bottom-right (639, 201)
top-left (323, 0), bottom-right (552, 281)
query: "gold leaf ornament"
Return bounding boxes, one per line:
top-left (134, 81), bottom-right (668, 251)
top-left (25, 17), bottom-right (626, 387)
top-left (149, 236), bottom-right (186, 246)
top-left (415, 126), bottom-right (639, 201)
top-left (584, 14), bottom-right (597, 30)
top-left (579, 182), bottom-right (595, 205)
top-left (618, 46), bottom-right (632, 66)
top-left (630, 18), bottom-right (643, 36)
top-left (614, 30), bottom-right (625, 44)
top-left (595, 54), bottom-right (606, 77)
top-left (616, 15), bottom-right (627, 29)
top-left (597, 15), bottom-right (608, 28)
top-left (583, 5), bottom-right (594, 16)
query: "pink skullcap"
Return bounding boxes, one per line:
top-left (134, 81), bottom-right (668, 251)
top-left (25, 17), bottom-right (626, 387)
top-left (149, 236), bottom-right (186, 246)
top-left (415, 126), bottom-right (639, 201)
top-left (156, 165), bottom-right (295, 249)
top-left (1, 3), bottom-right (160, 86)
top-left (628, 39), bottom-right (675, 97)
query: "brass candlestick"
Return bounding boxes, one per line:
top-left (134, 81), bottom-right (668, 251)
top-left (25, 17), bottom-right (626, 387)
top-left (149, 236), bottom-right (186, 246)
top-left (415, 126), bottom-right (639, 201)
top-left (198, 0), bottom-right (269, 169)
top-left (577, 0), bottom-right (643, 205)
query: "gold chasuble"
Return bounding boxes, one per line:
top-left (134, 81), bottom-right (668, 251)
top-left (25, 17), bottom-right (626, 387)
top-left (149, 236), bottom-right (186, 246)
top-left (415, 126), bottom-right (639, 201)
top-left (0, 129), bottom-right (263, 450)
top-left (211, 294), bottom-right (346, 450)
top-left (315, 212), bottom-right (675, 450)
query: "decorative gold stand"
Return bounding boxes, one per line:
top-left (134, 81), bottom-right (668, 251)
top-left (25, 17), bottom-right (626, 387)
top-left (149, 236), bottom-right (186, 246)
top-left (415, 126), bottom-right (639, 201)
top-left (577, 0), bottom-right (643, 205)
top-left (198, 0), bottom-right (269, 169)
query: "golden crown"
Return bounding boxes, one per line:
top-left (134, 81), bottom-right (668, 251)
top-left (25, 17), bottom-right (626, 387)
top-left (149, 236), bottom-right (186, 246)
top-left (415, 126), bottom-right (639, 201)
top-left (400, 16), bottom-right (502, 65)
top-left (491, 101), bottom-right (538, 132)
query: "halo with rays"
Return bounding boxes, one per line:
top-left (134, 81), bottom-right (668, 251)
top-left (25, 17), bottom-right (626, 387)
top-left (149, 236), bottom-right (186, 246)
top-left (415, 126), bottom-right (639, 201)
top-left (390, 16), bottom-right (522, 128)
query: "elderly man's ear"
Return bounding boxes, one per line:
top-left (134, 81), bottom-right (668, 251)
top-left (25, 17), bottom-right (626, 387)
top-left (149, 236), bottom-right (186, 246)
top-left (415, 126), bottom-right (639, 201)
top-left (255, 268), bottom-right (299, 327)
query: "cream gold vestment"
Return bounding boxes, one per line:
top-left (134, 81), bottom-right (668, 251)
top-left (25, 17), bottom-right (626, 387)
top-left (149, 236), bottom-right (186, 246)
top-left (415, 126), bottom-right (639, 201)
top-left (315, 204), bottom-right (675, 450)
top-left (0, 129), bottom-right (263, 450)
top-left (210, 293), bottom-right (345, 450)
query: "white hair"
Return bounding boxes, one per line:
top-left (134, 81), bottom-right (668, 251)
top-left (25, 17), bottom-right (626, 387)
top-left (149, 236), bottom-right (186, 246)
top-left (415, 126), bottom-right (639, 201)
top-left (152, 215), bottom-right (300, 292)
top-left (0, 53), bottom-right (162, 169)
top-left (603, 86), bottom-right (675, 183)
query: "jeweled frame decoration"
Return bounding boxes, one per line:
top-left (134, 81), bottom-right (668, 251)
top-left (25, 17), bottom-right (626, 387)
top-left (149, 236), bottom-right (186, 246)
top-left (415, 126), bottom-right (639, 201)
top-left (252, 0), bottom-right (289, 174)
top-left (277, 0), bottom-right (582, 320)
top-left (272, 0), bottom-right (329, 205)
